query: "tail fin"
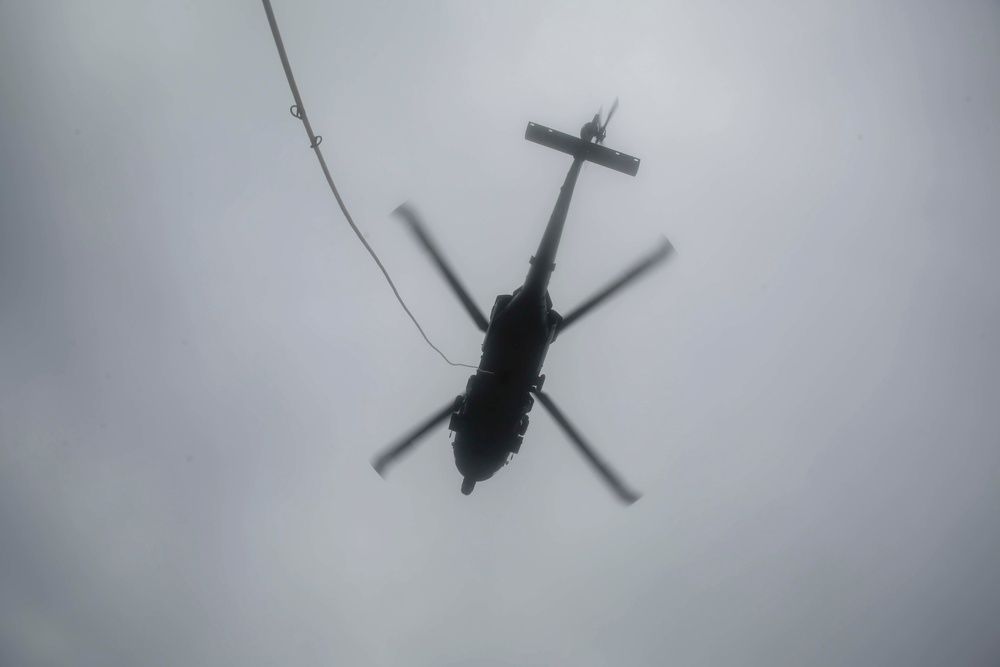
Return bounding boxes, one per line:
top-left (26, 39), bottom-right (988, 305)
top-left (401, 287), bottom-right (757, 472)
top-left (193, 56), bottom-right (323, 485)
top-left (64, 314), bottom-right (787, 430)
top-left (525, 122), bottom-right (641, 177)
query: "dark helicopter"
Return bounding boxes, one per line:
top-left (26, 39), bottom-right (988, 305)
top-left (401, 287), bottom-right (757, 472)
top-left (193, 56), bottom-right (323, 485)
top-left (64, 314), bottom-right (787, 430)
top-left (371, 101), bottom-right (674, 505)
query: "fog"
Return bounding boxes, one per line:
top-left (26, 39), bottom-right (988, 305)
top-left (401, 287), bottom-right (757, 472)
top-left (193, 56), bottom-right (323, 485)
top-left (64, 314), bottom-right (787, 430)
top-left (2, 1), bottom-right (999, 665)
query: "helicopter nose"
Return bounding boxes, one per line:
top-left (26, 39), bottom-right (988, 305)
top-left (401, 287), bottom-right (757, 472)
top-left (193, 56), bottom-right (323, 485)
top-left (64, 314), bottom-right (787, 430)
top-left (453, 432), bottom-right (505, 482)
top-left (461, 477), bottom-right (476, 495)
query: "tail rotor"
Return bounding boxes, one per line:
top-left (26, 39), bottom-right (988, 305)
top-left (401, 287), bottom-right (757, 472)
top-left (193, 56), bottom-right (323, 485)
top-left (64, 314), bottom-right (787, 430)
top-left (597, 97), bottom-right (618, 144)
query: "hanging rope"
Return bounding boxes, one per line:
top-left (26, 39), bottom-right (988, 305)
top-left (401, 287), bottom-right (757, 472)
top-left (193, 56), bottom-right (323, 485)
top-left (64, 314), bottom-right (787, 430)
top-left (260, 0), bottom-right (478, 369)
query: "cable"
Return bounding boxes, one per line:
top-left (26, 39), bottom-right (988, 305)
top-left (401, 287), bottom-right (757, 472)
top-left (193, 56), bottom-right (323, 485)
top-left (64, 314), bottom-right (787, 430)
top-left (260, 0), bottom-right (478, 370)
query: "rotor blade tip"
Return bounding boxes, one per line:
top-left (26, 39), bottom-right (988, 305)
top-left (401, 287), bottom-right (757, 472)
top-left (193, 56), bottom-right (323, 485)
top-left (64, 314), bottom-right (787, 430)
top-left (392, 202), bottom-right (415, 218)
top-left (658, 236), bottom-right (675, 256)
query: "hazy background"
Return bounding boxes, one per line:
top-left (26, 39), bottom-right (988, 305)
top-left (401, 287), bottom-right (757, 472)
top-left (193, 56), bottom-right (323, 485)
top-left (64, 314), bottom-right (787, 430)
top-left (2, 1), bottom-right (999, 665)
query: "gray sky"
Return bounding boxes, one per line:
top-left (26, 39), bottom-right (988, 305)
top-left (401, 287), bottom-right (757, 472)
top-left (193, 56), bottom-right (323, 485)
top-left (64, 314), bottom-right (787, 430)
top-left (2, 1), bottom-right (999, 665)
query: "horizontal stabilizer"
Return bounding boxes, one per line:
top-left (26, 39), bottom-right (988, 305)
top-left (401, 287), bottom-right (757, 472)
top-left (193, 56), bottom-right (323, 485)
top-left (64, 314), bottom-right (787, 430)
top-left (585, 142), bottom-right (641, 176)
top-left (525, 122), bottom-right (641, 177)
top-left (525, 122), bottom-right (582, 157)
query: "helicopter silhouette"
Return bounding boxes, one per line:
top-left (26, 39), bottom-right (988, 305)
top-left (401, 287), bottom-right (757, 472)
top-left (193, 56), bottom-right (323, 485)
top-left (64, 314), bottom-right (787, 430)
top-left (371, 100), bottom-right (674, 504)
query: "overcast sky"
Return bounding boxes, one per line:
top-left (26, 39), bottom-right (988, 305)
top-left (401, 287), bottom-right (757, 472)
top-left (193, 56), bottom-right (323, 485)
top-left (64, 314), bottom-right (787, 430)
top-left (2, 1), bottom-right (999, 665)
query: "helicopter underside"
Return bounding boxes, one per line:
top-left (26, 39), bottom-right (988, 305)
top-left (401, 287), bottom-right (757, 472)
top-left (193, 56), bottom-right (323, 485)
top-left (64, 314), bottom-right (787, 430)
top-left (449, 290), bottom-right (555, 491)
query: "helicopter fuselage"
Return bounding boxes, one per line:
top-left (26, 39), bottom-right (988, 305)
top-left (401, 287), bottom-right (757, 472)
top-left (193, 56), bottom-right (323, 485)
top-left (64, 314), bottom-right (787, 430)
top-left (449, 287), bottom-right (558, 489)
top-left (449, 144), bottom-right (589, 493)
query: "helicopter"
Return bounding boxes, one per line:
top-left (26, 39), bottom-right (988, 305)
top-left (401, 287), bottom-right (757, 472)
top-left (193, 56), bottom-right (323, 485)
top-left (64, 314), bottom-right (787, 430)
top-left (371, 100), bottom-right (674, 505)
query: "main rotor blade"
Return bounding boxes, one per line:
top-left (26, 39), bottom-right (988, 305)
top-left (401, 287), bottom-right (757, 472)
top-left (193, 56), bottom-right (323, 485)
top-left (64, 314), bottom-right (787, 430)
top-left (393, 203), bottom-right (489, 332)
top-left (372, 396), bottom-right (462, 477)
top-left (558, 236), bottom-right (674, 333)
top-left (531, 389), bottom-right (641, 505)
